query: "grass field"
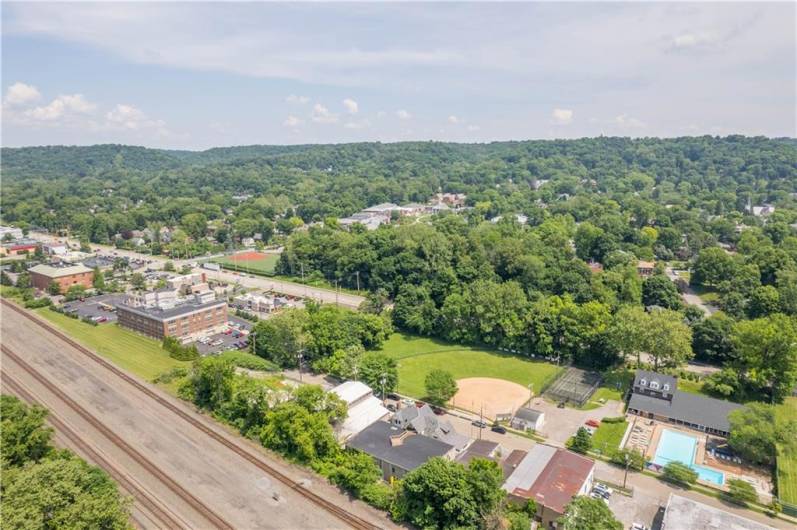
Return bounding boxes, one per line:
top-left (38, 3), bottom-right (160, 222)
top-left (213, 253), bottom-right (279, 275)
top-left (776, 397), bottom-right (797, 507)
top-left (591, 419), bottom-right (629, 455)
top-left (378, 333), bottom-right (563, 399)
top-left (34, 308), bottom-right (189, 381)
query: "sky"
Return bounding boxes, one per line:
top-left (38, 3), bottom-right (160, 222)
top-left (1, 2), bottom-right (795, 150)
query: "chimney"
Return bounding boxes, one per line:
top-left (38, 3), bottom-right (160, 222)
top-left (390, 430), bottom-right (412, 447)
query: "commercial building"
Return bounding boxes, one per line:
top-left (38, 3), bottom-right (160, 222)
top-left (116, 294), bottom-right (227, 342)
top-left (28, 263), bottom-right (94, 293)
top-left (661, 493), bottom-right (775, 530)
top-left (347, 421), bottom-right (455, 481)
top-left (330, 381), bottom-right (390, 441)
top-left (627, 370), bottom-right (742, 437)
top-left (0, 238), bottom-right (39, 256)
top-left (503, 445), bottom-right (595, 529)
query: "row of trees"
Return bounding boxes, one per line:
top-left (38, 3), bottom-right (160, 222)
top-left (1, 395), bottom-right (131, 528)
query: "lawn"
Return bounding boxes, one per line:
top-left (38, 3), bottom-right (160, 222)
top-left (378, 333), bottom-right (563, 399)
top-left (776, 397), bottom-right (797, 508)
top-left (34, 308), bottom-right (189, 381)
top-left (212, 253), bottom-right (279, 275)
top-left (591, 419), bottom-right (629, 455)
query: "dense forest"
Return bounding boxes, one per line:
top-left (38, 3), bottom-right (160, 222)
top-left (2, 136), bottom-right (797, 403)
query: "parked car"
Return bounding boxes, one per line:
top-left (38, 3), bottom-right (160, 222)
top-left (491, 425), bottom-right (507, 434)
top-left (631, 524), bottom-right (649, 530)
top-left (594, 483), bottom-right (612, 495)
top-left (387, 393), bottom-right (400, 401)
top-left (471, 420), bottom-right (487, 429)
top-left (431, 406), bottom-right (446, 416)
top-left (386, 404), bottom-right (397, 412)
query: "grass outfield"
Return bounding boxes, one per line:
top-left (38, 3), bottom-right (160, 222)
top-left (776, 397), bottom-right (797, 506)
top-left (34, 308), bottom-right (189, 381)
top-left (378, 333), bottom-right (563, 399)
top-left (213, 253), bottom-right (279, 274)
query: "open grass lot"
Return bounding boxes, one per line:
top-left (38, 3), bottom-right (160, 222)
top-left (776, 397), bottom-right (797, 507)
top-left (378, 333), bottom-right (563, 399)
top-left (34, 308), bottom-right (188, 381)
top-left (591, 419), bottom-right (629, 455)
top-left (212, 252), bottom-right (279, 275)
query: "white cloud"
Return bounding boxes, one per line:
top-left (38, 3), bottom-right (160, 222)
top-left (551, 108), bottom-right (573, 125)
top-left (396, 109), bottom-right (411, 120)
top-left (26, 94), bottom-right (95, 121)
top-left (612, 114), bottom-right (646, 129)
top-left (670, 31), bottom-right (719, 51)
top-left (105, 103), bottom-right (165, 131)
top-left (448, 115), bottom-right (460, 124)
top-left (283, 115), bottom-right (302, 127)
top-left (4, 82), bottom-right (41, 106)
top-left (311, 103), bottom-right (338, 123)
top-left (343, 98), bottom-right (359, 114)
top-left (286, 94), bottom-right (309, 104)
top-left (344, 119), bottom-right (370, 129)
top-left (466, 124), bottom-right (480, 132)
top-left (376, 111), bottom-right (387, 118)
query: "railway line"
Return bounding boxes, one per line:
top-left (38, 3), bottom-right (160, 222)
top-left (1, 299), bottom-right (385, 530)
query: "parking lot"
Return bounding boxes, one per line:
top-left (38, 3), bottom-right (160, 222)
top-left (61, 294), bottom-right (127, 324)
top-left (194, 314), bottom-right (254, 355)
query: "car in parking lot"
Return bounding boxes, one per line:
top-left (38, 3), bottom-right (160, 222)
top-left (490, 425), bottom-right (507, 434)
top-left (471, 420), bottom-right (487, 429)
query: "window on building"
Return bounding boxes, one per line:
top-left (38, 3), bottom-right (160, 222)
top-left (650, 381), bottom-right (660, 390)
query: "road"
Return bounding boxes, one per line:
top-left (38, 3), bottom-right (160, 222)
top-left (0, 302), bottom-right (394, 530)
top-left (28, 232), bottom-right (366, 309)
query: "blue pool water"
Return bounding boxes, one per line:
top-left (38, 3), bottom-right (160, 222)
top-left (653, 429), bottom-right (725, 486)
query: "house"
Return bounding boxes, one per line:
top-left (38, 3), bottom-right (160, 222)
top-left (241, 237), bottom-right (255, 248)
top-left (434, 192), bottom-right (467, 207)
top-left (0, 225), bottom-right (24, 241)
top-left (661, 493), bottom-right (775, 530)
top-left (587, 261), bottom-right (604, 274)
top-left (749, 204), bottom-right (776, 218)
top-left (430, 202), bottom-right (451, 214)
top-left (330, 381), bottom-right (390, 441)
top-left (43, 242), bottom-right (68, 256)
top-left (503, 445), bottom-right (595, 529)
top-left (456, 439), bottom-right (503, 466)
top-left (28, 263), bottom-right (94, 293)
top-left (347, 421), bottom-right (455, 481)
top-left (392, 404), bottom-right (471, 452)
top-left (627, 370), bottom-right (742, 437)
top-left (400, 203), bottom-right (428, 215)
top-left (490, 214), bottom-right (528, 225)
top-left (363, 203), bottom-right (401, 215)
top-left (510, 407), bottom-right (545, 432)
top-left (637, 260), bottom-right (656, 277)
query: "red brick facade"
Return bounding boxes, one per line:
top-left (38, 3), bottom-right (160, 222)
top-left (30, 270), bottom-right (94, 293)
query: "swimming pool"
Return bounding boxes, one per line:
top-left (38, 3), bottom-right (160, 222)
top-left (653, 429), bottom-right (725, 486)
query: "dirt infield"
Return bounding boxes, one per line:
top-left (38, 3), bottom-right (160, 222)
top-left (450, 377), bottom-right (531, 421)
top-left (229, 251), bottom-right (270, 261)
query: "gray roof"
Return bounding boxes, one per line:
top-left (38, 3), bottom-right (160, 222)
top-left (663, 493), bottom-right (775, 530)
top-left (502, 444), bottom-right (556, 493)
top-left (514, 407), bottom-right (544, 423)
top-left (456, 440), bottom-right (499, 466)
top-left (28, 263), bottom-right (93, 278)
top-left (117, 298), bottom-right (225, 322)
top-left (347, 421), bottom-right (452, 472)
top-left (634, 369), bottom-right (677, 391)
top-left (628, 390), bottom-right (742, 433)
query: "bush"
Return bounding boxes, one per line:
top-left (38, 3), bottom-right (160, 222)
top-left (234, 309), bottom-right (259, 322)
top-left (610, 448), bottom-right (645, 471)
top-left (569, 427), bottom-right (592, 454)
top-left (661, 461), bottom-right (698, 487)
top-left (601, 416), bottom-right (626, 424)
top-left (80, 316), bottom-right (98, 326)
top-left (724, 478), bottom-right (758, 506)
top-left (152, 367), bottom-right (189, 384)
top-left (217, 351), bottom-right (278, 371)
top-left (161, 336), bottom-right (199, 360)
top-left (23, 297), bottom-right (52, 309)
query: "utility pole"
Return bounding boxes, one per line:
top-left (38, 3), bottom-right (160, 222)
top-left (355, 271), bottom-right (360, 292)
top-left (297, 351), bottom-right (304, 383)
top-left (623, 452), bottom-right (630, 489)
top-left (479, 403), bottom-right (484, 440)
top-left (380, 373), bottom-right (387, 406)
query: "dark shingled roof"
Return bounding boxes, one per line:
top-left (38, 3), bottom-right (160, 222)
top-left (634, 369), bottom-right (677, 391)
top-left (347, 421), bottom-right (452, 472)
top-left (628, 390), bottom-right (742, 433)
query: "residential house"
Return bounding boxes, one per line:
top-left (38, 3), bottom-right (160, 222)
top-left (627, 370), bottom-right (741, 437)
top-left (347, 421), bottom-right (455, 481)
top-left (637, 260), bottom-right (656, 277)
top-left (330, 381), bottom-right (390, 441)
top-left (503, 445), bottom-right (595, 529)
top-left (510, 407), bottom-right (545, 432)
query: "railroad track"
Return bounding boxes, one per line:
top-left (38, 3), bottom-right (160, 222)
top-left (2, 345), bottom-right (234, 530)
top-left (1, 299), bottom-right (384, 530)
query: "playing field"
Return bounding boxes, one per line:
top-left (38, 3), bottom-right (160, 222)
top-left (213, 252), bottom-right (279, 275)
top-left (34, 308), bottom-right (188, 381)
top-left (452, 377), bottom-right (530, 419)
top-left (379, 333), bottom-right (563, 401)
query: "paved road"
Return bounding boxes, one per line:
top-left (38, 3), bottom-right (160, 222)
top-left (0, 305), bottom-right (395, 529)
top-left (29, 232), bottom-right (366, 309)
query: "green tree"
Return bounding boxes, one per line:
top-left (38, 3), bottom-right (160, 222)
top-left (47, 280), bottom-right (62, 295)
top-left (609, 448), bottom-right (645, 471)
top-left (725, 478), bottom-right (758, 506)
top-left (728, 403), bottom-right (797, 466)
top-left (163, 260), bottom-right (175, 272)
top-left (181, 212), bottom-right (208, 240)
top-left (92, 266), bottom-right (105, 290)
top-left (251, 309), bottom-right (308, 367)
top-left (731, 315), bottom-right (797, 403)
top-left (130, 272), bottom-right (146, 290)
top-left (570, 427), bottom-right (593, 454)
top-left (645, 309), bottom-right (693, 370)
top-left (642, 274), bottom-right (682, 310)
top-left (557, 496), bottom-right (622, 530)
top-left (1, 271), bottom-right (13, 286)
top-left (64, 285), bottom-right (87, 301)
top-left (178, 357), bottom-right (236, 410)
top-left (748, 285), bottom-right (780, 317)
top-left (425, 369), bottom-right (458, 406)
top-left (260, 402), bottom-right (338, 463)
top-left (358, 351), bottom-right (398, 398)
top-left (661, 461), bottom-right (698, 487)
top-left (691, 312), bottom-right (735, 363)
top-left (607, 305), bottom-right (648, 364)
top-left (15, 272), bottom-right (31, 289)
top-left (1, 453), bottom-right (132, 530)
top-left (1, 395), bottom-right (53, 468)
top-left (691, 247), bottom-right (737, 288)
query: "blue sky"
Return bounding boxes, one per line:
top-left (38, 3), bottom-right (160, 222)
top-left (2, 2), bottom-right (795, 150)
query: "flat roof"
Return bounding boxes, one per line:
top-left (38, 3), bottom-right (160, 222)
top-left (347, 421), bottom-right (452, 472)
top-left (117, 298), bottom-right (226, 322)
top-left (331, 381), bottom-right (373, 405)
top-left (28, 263), bottom-right (93, 278)
top-left (662, 493), bottom-right (775, 530)
top-left (628, 390), bottom-right (742, 433)
top-left (524, 449), bottom-right (594, 514)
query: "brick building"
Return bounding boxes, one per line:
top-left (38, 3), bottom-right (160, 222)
top-left (116, 297), bottom-right (228, 342)
top-left (28, 263), bottom-right (94, 293)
